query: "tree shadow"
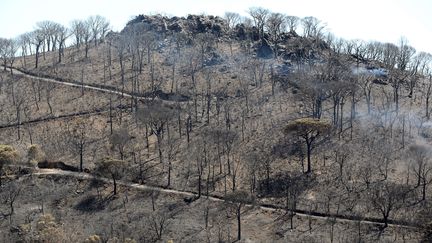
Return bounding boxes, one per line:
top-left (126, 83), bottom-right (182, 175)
top-left (74, 194), bottom-right (114, 212)
top-left (256, 172), bottom-right (315, 198)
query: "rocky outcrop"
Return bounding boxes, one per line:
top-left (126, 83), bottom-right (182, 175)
top-left (125, 14), bottom-right (228, 35)
top-left (234, 24), bottom-right (259, 41)
top-left (123, 14), bottom-right (330, 61)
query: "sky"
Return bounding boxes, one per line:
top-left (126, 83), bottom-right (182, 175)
top-left (0, 0), bottom-right (431, 53)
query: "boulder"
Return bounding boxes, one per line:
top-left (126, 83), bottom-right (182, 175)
top-left (168, 22), bottom-right (183, 32)
top-left (256, 39), bottom-right (273, 59)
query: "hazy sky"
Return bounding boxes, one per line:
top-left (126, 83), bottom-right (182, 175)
top-left (1, 0), bottom-right (431, 53)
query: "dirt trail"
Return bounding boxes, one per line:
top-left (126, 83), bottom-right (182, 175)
top-left (7, 66), bottom-right (188, 104)
top-left (10, 67), bottom-right (135, 98)
top-left (0, 105), bottom-right (132, 130)
top-left (30, 169), bottom-right (417, 229)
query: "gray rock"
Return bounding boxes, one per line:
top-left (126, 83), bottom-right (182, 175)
top-left (256, 39), bottom-right (273, 59)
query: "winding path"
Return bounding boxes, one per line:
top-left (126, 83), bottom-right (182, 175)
top-left (10, 67), bottom-right (136, 98)
top-left (7, 66), bottom-right (188, 103)
top-left (27, 168), bottom-right (418, 229)
top-left (0, 105), bottom-right (131, 130)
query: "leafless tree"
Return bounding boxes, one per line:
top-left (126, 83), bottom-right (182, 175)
top-left (407, 144), bottom-right (432, 201)
top-left (142, 31), bottom-right (158, 65)
top-left (388, 69), bottom-right (409, 113)
top-left (220, 129), bottom-right (238, 176)
top-left (56, 25), bottom-right (69, 63)
top-left (244, 56), bottom-right (266, 87)
top-left (10, 79), bottom-right (28, 140)
top-left (340, 38), bottom-right (355, 56)
top-left (265, 12), bottom-right (287, 57)
top-left (320, 56), bottom-right (352, 127)
top-left (328, 36), bottom-right (344, 55)
top-left (70, 19), bottom-right (86, 49)
top-left (0, 38), bottom-right (18, 73)
top-left (114, 35), bottom-right (127, 92)
top-left (407, 53), bottom-right (430, 98)
top-left (125, 23), bottom-right (147, 75)
top-left (381, 42), bottom-right (399, 69)
top-left (243, 138), bottom-right (274, 194)
top-left (190, 133), bottom-right (209, 198)
top-left (224, 190), bottom-right (254, 241)
top-left (79, 20), bottom-right (92, 58)
top-left (285, 16), bottom-right (299, 33)
top-left (288, 67), bottom-right (329, 118)
top-left (397, 37), bottom-right (415, 72)
top-left (248, 7), bottom-right (270, 40)
top-left (65, 118), bottom-right (97, 171)
top-left (0, 38), bottom-right (8, 69)
top-left (164, 37), bottom-right (181, 93)
top-left (31, 30), bottom-right (44, 68)
top-left (1, 181), bottom-right (21, 225)
top-left (182, 47), bottom-right (200, 121)
top-left (110, 127), bottom-right (132, 160)
top-left (244, 150), bottom-right (260, 193)
top-left (88, 15), bottom-right (110, 46)
top-left (365, 41), bottom-right (382, 61)
top-left (149, 209), bottom-right (173, 241)
top-left (36, 21), bottom-right (54, 53)
top-left (301, 16), bottom-right (325, 39)
top-left (44, 82), bottom-right (56, 115)
top-left (95, 157), bottom-right (126, 195)
top-left (358, 73), bottom-right (375, 115)
top-left (224, 12), bottom-right (241, 30)
top-left (137, 102), bottom-right (175, 168)
top-left (273, 172), bottom-right (311, 229)
top-left (331, 142), bottom-right (351, 181)
top-left (426, 75), bottom-right (432, 119)
top-left (18, 33), bottom-right (32, 67)
top-left (194, 32), bottom-right (215, 68)
top-left (369, 181), bottom-right (410, 228)
top-left (412, 52), bottom-right (432, 76)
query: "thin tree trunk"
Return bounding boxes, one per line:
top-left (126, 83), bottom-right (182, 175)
top-left (113, 176), bottom-right (117, 195)
top-left (79, 144), bottom-right (84, 172)
top-left (306, 141), bottom-right (312, 173)
top-left (237, 205), bottom-right (241, 241)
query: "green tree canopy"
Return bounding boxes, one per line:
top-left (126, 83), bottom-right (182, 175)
top-left (0, 144), bottom-right (18, 186)
top-left (0, 144), bottom-right (18, 165)
top-left (284, 118), bottom-right (331, 136)
top-left (0, 144), bottom-right (18, 169)
top-left (27, 144), bottom-right (45, 166)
